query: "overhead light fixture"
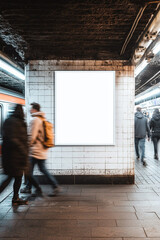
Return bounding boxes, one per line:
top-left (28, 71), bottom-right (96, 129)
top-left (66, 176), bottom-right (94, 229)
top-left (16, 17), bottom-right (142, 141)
top-left (135, 88), bottom-right (160, 103)
top-left (0, 59), bottom-right (25, 80)
top-left (135, 40), bottom-right (160, 77)
top-left (135, 60), bottom-right (148, 77)
top-left (152, 41), bottom-right (160, 55)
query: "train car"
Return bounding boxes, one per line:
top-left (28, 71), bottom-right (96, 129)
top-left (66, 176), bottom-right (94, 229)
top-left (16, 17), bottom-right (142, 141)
top-left (0, 88), bottom-right (25, 168)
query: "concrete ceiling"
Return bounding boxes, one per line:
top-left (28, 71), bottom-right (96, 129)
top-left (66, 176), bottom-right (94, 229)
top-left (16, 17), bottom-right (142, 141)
top-left (0, 0), bottom-right (160, 94)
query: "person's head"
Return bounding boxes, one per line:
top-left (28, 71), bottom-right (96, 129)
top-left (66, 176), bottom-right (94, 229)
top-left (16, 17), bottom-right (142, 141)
top-left (30, 102), bottom-right (41, 114)
top-left (13, 104), bottom-right (24, 120)
top-left (153, 108), bottom-right (159, 115)
top-left (136, 106), bottom-right (142, 112)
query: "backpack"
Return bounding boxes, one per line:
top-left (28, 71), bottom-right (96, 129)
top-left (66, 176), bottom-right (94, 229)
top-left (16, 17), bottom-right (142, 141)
top-left (37, 116), bottom-right (54, 148)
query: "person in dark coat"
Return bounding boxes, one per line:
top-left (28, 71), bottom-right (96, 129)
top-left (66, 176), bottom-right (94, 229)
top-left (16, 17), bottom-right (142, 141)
top-left (0, 104), bottom-right (42, 205)
top-left (149, 108), bottom-right (160, 160)
top-left (0, 104), bottom-right (28, 205)
top-left (135, 106), bottom-right (150, 166)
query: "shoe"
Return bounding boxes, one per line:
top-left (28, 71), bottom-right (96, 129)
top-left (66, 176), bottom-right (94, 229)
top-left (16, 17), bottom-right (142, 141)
top-left (154, 154), bottom-right (159, 160)
top-left (31, 189), bottom-right (43, 197)
top-left (48, 186), bottom-right (61, 197)
top-left (20, 187), bottom-right (32, 194)
top-left (54, 186), bottom-right (61, 195)
top-left (12, 197), bottom-right (28, 206)
top-left (142, 160), bottom-right (147, 166)
top-left (136, 156), bottom-right (140, 160)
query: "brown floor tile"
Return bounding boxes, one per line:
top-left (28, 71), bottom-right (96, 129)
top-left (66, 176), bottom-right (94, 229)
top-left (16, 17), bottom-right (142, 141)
top-left (92, 227), bottom-right (146, 237)
top-left (72, 238), bottom-right (122, 240)
top-left (114, 200), bottom-right (151, 206)
top-left (98, 219), bottom-right (117, 227)
top-left (77, 219), bottom-right (99, 227)
top-left (59, 226), bottom-right (91, 237)
top-left (98, 206), bottom-right (135, 212)
top-left (127, 193), bottom-right (160, 201)
top-left (0, 226), bottom-right (27, 238)
top-left (124, 238), bottom-right (160, 240)
top-left (117, 219), bottom-right (160, 228)
top-left (0, 238), bottom-right (27, 240)
top-left (28, 205), bottom-right (98, 213)
top-left (145, 226), bottom-right (160, 237)
top-left (136, 212), bottom-right (159, 220)
top-left (78, 200), bottom-right (113, 206)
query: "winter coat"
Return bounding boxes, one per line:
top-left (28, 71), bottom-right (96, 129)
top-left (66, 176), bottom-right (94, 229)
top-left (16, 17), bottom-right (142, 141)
top-left (135, 111), bottom-right (150, 139)
top-left (149, 112), bottom-right (160, 138)
top-left (2, 116), bottom-right (28, 176)
top-left (29, 112), bottom-right (48, 159)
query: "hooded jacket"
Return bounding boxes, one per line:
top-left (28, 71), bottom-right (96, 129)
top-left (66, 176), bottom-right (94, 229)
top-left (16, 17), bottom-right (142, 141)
top-left (135, 111), bottom-right (150, 138)
top-left (150, 112), bottom-right (160, 138)
top-left (29, 111), bottom-right (48, 159)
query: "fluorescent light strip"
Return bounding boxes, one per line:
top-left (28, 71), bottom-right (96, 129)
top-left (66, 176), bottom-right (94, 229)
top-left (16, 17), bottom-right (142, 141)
top-left (0, 59), bottom-right (25, 80)
top-left (135, 41), bottom-right (160, 77)
top-left (135, 88), bottom-right (160, 103)
top-left (153, 41), bottom-right (160, 55)
top-left (135, 60), bottom-right (148, 77)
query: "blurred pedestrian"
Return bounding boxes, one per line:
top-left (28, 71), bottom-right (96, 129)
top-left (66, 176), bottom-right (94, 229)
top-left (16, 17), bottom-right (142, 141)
top-left (21, 102), bottom-right (60, 196)
top-left (135, 106), bottom-right (150, 166)
top-left (0, 104), bottom-right (29, 205)
top-left (149, 108), bottom-right (160, 160)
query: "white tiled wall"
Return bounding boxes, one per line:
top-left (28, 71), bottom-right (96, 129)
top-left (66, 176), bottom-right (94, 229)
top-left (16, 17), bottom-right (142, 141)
top-left (26, 60), bottom-right (135, 176)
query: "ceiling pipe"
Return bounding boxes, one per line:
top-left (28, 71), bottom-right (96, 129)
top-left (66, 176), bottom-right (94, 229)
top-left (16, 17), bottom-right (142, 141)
top-left (135, 70), bottom-right (160, 94)
top-left (120, 1), bottom-right (160, 56)
top-left (133, 6), bottom-right (160, 64)
top-left (120, 6), bottom-right (147, 55)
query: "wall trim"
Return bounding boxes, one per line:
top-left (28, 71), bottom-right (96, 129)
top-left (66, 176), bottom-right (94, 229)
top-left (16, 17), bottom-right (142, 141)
top-left (36, 175), bottom-right (135, 185)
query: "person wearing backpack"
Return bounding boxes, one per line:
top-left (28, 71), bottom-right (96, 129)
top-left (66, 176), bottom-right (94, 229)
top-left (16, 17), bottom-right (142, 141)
top-left (20, 102), bottom-right (60, 195)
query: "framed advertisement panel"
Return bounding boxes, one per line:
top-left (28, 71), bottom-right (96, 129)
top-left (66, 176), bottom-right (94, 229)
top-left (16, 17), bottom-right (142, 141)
top-left (55, 71), bottom-right (115, 145)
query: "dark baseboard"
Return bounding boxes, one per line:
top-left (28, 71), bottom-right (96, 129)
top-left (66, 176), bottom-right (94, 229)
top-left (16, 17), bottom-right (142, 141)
top-left (36, 175), bottom-right (135, 184)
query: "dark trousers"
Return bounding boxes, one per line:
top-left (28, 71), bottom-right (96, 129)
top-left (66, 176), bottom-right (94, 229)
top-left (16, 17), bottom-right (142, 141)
top-left (0, 175), bottom-right (22, 199)
top-left (26, 174), bottom-right (41, 191)
top-left (27, 157), bottom-right (58, 189)
top-left (152, 137), bottom-right (160, 155)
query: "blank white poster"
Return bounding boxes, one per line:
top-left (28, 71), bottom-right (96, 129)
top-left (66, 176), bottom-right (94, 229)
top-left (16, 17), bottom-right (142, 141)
top-left (55, 71), bottom-right (115, 145)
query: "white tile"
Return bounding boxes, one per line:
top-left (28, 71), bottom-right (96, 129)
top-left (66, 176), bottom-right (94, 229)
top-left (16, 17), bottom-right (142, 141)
top-left (27, 61), bottom-right (135, 177)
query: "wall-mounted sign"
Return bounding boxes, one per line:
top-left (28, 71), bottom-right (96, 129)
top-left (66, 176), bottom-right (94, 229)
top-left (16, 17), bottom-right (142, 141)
top-left (55, 71), bottom-right (115, 145)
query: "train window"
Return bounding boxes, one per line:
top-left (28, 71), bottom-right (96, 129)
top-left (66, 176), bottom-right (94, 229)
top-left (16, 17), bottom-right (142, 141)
top-left (7, 104), bottom-right (15, 118)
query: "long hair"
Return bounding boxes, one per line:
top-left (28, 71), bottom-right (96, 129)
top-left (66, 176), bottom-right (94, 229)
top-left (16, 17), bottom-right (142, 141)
top-left (12, 104), bottom-right (24, 120)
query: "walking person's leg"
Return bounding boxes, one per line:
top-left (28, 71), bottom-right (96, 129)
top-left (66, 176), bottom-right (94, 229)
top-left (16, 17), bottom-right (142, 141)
top-left (152, 137), bottom-right (158, 159)
top-left (20, 157), bottom-right (37, 193)
top-left (37, 160), bottom-right (59, 189)
top-left (12, 176), bottom-right (28, 205)
top-left (139, 138), bottom-right (146, 165)
top-left (27, 175), bottom-right (42, 195)
top-left (135, 138), bottom-right (140, 159)
top-left (13, 176), bottom-right (22, 199)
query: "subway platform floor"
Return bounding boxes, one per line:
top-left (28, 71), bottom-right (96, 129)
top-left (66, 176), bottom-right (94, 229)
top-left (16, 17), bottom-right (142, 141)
top-left (1, 142), bottom-right (160, 239)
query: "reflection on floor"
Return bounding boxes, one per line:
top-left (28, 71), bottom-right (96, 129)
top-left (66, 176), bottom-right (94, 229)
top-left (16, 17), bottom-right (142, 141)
top-left (0, 174), bottom-right (13, 203)
top-left (0, 141), bottom-right (160, 239)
